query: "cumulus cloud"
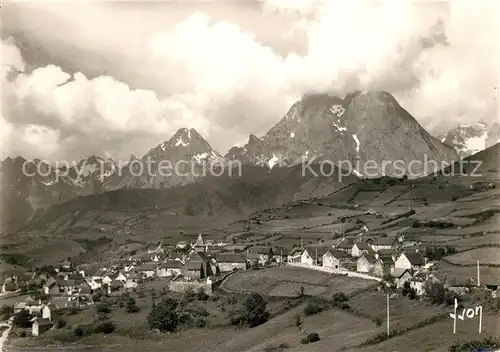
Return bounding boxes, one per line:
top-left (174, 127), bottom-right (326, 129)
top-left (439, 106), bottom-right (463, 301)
top-left (1, 0), bottom-right (498, 161)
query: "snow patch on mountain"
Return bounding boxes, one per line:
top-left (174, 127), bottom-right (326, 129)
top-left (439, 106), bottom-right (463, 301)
top-left (352, 134), bottom-right (360, 153)
top-left (175, 136), bottom-right (189, 147)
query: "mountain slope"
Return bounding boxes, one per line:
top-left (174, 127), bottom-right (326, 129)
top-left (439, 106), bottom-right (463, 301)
top-left (225, 91), bottom-right (457, 178)
top-left (23, 162), bottom-right (359, 233)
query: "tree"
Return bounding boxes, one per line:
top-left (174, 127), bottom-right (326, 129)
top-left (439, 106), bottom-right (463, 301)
top-left (13, 309), bottom-right (33, 328)
top-left (231, 293), bottom-right (270, 328)
top-left (147, 297), bottom-right (181, 332)
top-left (425, 282), bottom-right (446, 305)
top-left (402, 281), bottom-right (411, 296)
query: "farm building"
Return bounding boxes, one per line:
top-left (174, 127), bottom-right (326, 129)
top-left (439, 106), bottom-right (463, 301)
top-left (215, 253), bottom-right (249, 273)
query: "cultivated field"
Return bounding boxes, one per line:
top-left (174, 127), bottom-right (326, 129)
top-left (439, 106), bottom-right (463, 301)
top-left (445, 247), bottom-right (500, 265)
top-left (222, 267), bottom-right (374, 298)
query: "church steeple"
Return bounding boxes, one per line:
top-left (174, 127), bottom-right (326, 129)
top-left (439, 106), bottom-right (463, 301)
top-left (194, 233), bottom-right (205, 252)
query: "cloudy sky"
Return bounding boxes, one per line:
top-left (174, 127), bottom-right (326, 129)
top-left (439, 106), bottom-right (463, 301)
top-left (1, 0), bottom-right (499, 162)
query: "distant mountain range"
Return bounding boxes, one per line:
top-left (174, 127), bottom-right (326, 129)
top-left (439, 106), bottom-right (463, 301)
top-left (3, 90), bottom-right (495, 232)
top-left (437, 121), bottom-right (500, 158)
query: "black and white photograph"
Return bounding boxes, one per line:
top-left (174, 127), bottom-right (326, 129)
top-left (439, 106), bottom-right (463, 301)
top-left (0, 1), bottom-right (499, 351)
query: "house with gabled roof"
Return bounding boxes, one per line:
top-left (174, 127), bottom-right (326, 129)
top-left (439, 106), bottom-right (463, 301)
top-left (246, 246), bottom-right (273, 266)
top-left (48, 296), bottom-right (76, 311)
top-left (304, 247), bottom-right (330, 266)
top-left (323, 250), bottom-right (350, 269)
top-left (335, 239), bottom-right (354, 252)
top-left (357, 252), bottom-right (377, 273)
top-left (157, 260), bottom-right (182, 277)
top-left (394, 251), bottom-right (427, 271)
top-left (287, 247), bottom-right (304, 263)
top-left (137, 262), bottom-right (158, 278)
top-left (222, 243), bottom-right (249, 253)
top-left (215, 253), bottom-right (249, 273)
top-left (369, 237), bottom-right (395, 252)
top-left (272, 247), bottom-right (289, 263)
top-left (351, 242), bottom-right (372, 258)
top-left (32, 317), bottom-right (53, 336)
top-left (373, 252), bottom-right (395, 277)
top-left (125, 272), bottom-right (141, 289)
top-left (391, 268), bottom-right (413, 289)
top-left (410, 271), bottom-right (439, 296)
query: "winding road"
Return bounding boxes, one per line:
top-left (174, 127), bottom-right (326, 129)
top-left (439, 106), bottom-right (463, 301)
top-left (0, 317), bottom-right (13, 352)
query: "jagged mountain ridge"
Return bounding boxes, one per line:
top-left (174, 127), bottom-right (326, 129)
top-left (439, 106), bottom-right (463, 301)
top-left (225, 91), bottom-right (458, 177)
top-left (1, 90), bottom-right (459, 232)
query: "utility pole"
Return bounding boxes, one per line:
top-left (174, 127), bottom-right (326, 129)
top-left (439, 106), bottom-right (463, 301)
top-left (315, 248), bottom-right (318, 266)
top-left (386, 293), bottom-right (390, 337)
top-left (453, 298), bottom-right (458, 334)
top-left (300, 237), bottom-right (303, 247)
top-left (477, 260), bottom-right (480, 286)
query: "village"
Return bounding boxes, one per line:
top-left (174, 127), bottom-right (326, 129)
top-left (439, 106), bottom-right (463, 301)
top-left (1, 230), bottom-right (499, 340)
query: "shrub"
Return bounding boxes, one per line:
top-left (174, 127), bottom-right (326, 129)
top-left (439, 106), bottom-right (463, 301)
top-left (264, 343), bottom-right (290, 352)
top-left (425, 282), bottom-right (446, 305)
top-left (331, 292), bottom-right (349, 307)
top-left (67, 306), bottom-right (80, 316)
top-left (55, 319), bottom-right (66, 329)
top-left (96, 303), bottom-right (111, 314)
top-left (301, 332), bottom-right (320, 344)
top-left (448, 336), bottom-right (500, 352)
top-left (196, 287), bottom-right (209, 301)
top-left (126, 297), bottom-right (140, 313)
top-left (304, 298), bottom-right (325, 316)
top-left (73, 325), bottom-right (92, 337)
top-left (94, 321), bottom-right (115, 334)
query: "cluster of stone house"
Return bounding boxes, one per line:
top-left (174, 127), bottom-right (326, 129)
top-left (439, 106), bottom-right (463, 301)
top-left (12, 295), bottom-right (81, 337)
